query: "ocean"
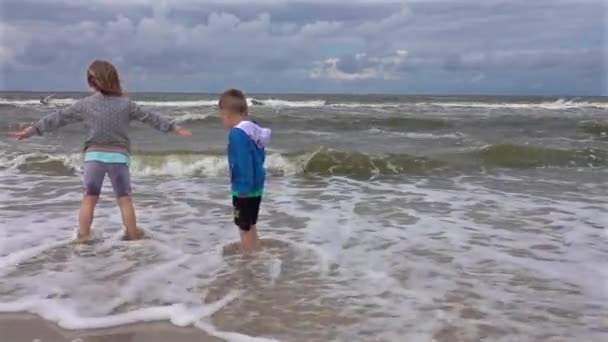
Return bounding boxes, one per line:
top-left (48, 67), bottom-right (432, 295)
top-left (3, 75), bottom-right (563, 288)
top-left (0, 92), bottom-right (607, 341)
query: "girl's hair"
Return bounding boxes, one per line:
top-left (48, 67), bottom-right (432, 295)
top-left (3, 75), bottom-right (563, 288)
top-left (87, 60), bottom-right (123, 96)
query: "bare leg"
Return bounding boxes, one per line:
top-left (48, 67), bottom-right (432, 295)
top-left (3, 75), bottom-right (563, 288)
top-left (117, 195), bottom-right (141, 240)
top-left (240, 225), bottom-right (260, 252)
top-left (78, 195), bottom-right (98, 242)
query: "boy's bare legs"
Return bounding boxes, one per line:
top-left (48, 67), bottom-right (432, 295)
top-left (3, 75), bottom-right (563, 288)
top-left (240, 225), bottom-right (260, 252)
top-left (117, 195), bottom-right (141, 240)
top-left (78, 195), bottom-right (98, 242)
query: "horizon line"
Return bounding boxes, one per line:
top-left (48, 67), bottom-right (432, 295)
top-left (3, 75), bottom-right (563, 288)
top-left (0, 90), bottom-right (605, 98)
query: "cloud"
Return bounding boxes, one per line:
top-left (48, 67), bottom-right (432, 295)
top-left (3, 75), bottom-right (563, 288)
top-left (310, 50), bottom-right (411, 81)
top-left (0, 23), bottom-right (32, 64)
top-left (444, 49), bottom-right (602, 73)
top-left (471, 73), bottom-right (485, 83)
top-left (0, 0), bottom-right (604, 95)
top-left (357, 2), bottom-right (412, 35)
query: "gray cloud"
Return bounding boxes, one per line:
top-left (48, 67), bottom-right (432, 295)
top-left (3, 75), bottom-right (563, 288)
top-left (444, 49), bottom-right (602, 73)
top-left (0, 0), bottom-right (604, 95)
top-left (312, 50), bottom-right (416, 80)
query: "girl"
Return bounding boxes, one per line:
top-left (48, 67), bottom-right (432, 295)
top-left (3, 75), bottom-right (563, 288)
top-left (9, 60), bottom-right (192, 242)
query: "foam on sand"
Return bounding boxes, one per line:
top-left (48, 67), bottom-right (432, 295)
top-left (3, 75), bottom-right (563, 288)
top-left (195, 321), bottom-right (280, 342)
top-left (0, 239), bottom-right (72, 277)
top-left (0, 290), bottom-right (240, 330)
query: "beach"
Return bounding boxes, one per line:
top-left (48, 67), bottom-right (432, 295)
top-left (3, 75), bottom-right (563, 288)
top-left (1, 313), bottom-right (223, 342)
top-left (1, 93), bottom-right (607, 341)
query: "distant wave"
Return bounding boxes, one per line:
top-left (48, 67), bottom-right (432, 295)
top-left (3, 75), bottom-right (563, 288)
top-left (1, 97), bottom-right (606, 110)
top-left (0, 98), bottom-right (216, 108)
top-left (421, 99), bottom-right (608, 110)
top-left (172, 113), bottom-right (452, 131)
top-left (0, 97), bottom-right (327, 109)
top-left (172, 112), bottom-right (215, 123)
top-left (579, 120), bottom-right (608, 140)
top-left (257, 99), bottom-right (326, 107)
top-left (0, 98), bottom-right (77, 106)
top-left (2, 144), bottom-right (606, 179)
top-left (366, 128), bottom-right (465, 139)
top-left (136, 100), bottom-right (218, 107)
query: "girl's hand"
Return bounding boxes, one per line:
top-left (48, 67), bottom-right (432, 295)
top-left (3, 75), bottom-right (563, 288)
top-left (174, 126), bottom-right (192, 137)
top-left (8, 127), bottom-right (35, 140)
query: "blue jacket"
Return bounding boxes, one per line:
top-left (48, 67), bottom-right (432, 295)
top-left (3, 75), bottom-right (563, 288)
top-left (228, 120), bottom-right (271, 197)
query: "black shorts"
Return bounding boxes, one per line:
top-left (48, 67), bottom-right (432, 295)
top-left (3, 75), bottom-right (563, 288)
top-left (232, 196), bottom-right (262, 231)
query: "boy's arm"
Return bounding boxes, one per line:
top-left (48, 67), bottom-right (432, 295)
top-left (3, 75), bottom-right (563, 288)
top-left (229, 128), bottom-right (254, 196)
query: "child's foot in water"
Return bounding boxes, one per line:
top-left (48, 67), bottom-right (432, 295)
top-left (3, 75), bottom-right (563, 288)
top-left (76, 233), bottom-right (94, 244)
top-left (240, 228), bottom-right (261, 254)
top-left (123, 227), bottom-right (144, 241)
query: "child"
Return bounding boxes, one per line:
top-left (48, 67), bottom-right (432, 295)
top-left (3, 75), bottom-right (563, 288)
top-left (8, 59), bottom-right (192, 242)
top-left (218, 89), bottom-right (271, 252)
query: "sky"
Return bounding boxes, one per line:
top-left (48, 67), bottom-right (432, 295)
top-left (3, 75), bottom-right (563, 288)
top-left (0, 0), bottom-right (605, 95)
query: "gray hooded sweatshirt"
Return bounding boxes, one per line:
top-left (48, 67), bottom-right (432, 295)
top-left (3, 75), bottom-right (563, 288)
top-left (31, 92), bottom-right (175, 153)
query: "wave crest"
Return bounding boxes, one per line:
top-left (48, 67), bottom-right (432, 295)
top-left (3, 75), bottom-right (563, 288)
top-left (2, 144), bottom-right (605, 179)
top-left (2, 97), bottom-right (606, 110)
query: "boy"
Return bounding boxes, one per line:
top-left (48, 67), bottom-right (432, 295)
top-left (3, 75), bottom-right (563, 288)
top-left (218, 89), bottom-right (271, 252)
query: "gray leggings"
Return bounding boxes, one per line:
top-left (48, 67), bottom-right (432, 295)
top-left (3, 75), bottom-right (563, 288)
top-left (82, 161), bottom-right (131, 197)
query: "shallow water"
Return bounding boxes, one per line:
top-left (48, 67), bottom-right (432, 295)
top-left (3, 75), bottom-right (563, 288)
top-left (0, 93), bottom-right (607, 341)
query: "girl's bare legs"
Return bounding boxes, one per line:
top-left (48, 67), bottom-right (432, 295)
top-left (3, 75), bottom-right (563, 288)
top-left (117, 195), bottom-right (141, 240)
top-left (78, 195), bottom-right (98, 242)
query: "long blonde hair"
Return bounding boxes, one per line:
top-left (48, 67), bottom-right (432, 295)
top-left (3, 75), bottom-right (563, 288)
top-left (87, 60), bottom-right (123, 96)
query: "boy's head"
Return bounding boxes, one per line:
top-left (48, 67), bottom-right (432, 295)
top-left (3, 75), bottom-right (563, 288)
top-left (87, 60), bottom-right (123, 96)
top-left (218, 89), bottom-right (248, 128)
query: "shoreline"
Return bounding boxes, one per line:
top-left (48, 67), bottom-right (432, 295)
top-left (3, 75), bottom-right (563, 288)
top-left (0, 313), bottom-right (222, 342)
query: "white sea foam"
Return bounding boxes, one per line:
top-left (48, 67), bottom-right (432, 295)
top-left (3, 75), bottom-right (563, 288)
top-left (0, 167), bottom-right (606, 339)
top-left (0, 290), bottom-right (241, 330)
top-left (131, 153), bottom-right (300, 177)
top-left (0, 98), bottom-right (78, 107)
top-left (366, 127), bottom-right (465, 139)
top-left (0, 239), bottom-right (72, 277)
top-left (423, 98), bottom-right (608, 110)
top-left (137, 100), bottom-right (217, 107)
top-left (258, 99), bottom-right (326, 108)
top-left (0, 151), bottom-right (301, 177)
top-left (172, 112), bottom-right (215, 123)
top-left (2, 96), bottom-right (606, 110)
top-left (284, 129), bottom-right (338, 137)
top-left (327, 102), bottom-right (403, 108)
top-left (0, 97), bottom-right (325, 109)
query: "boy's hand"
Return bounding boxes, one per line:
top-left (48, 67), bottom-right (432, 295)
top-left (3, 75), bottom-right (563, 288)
top-left (174, 126), bottom-right (192, 137)
top-left (8, 126), bottom-right (35, 140)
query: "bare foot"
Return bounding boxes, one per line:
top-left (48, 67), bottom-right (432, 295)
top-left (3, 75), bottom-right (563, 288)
top-left (123, 227), bottom-right (143, 241)
top-left (240, 240), bottom-right (262, 254)
top-left (77, 232), bottom-right (93, 244)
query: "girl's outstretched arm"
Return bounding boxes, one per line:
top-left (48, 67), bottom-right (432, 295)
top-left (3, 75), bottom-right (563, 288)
top-left (8, 102), bottom-right (84, 140)
top-left (8, 127), bottom-right (36, 140)
top-left (128, 100), bottom-right (192, 136)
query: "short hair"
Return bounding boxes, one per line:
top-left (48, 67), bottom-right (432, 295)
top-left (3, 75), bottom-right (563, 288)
top-left (218, 89), bottom-right (248, 115)
top-left (87, 59), bottom-right (123, 96)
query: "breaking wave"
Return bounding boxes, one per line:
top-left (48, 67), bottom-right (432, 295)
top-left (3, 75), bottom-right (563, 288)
top-left (2, 97), bottom-right (606, 110)
top-left (579, 120), bottom-right (608, 140)
top-left (2, 144), bottom-right (606, 179)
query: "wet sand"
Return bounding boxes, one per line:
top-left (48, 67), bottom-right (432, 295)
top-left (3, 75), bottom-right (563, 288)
top-left (0, 313), bottom-right (222, 342)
